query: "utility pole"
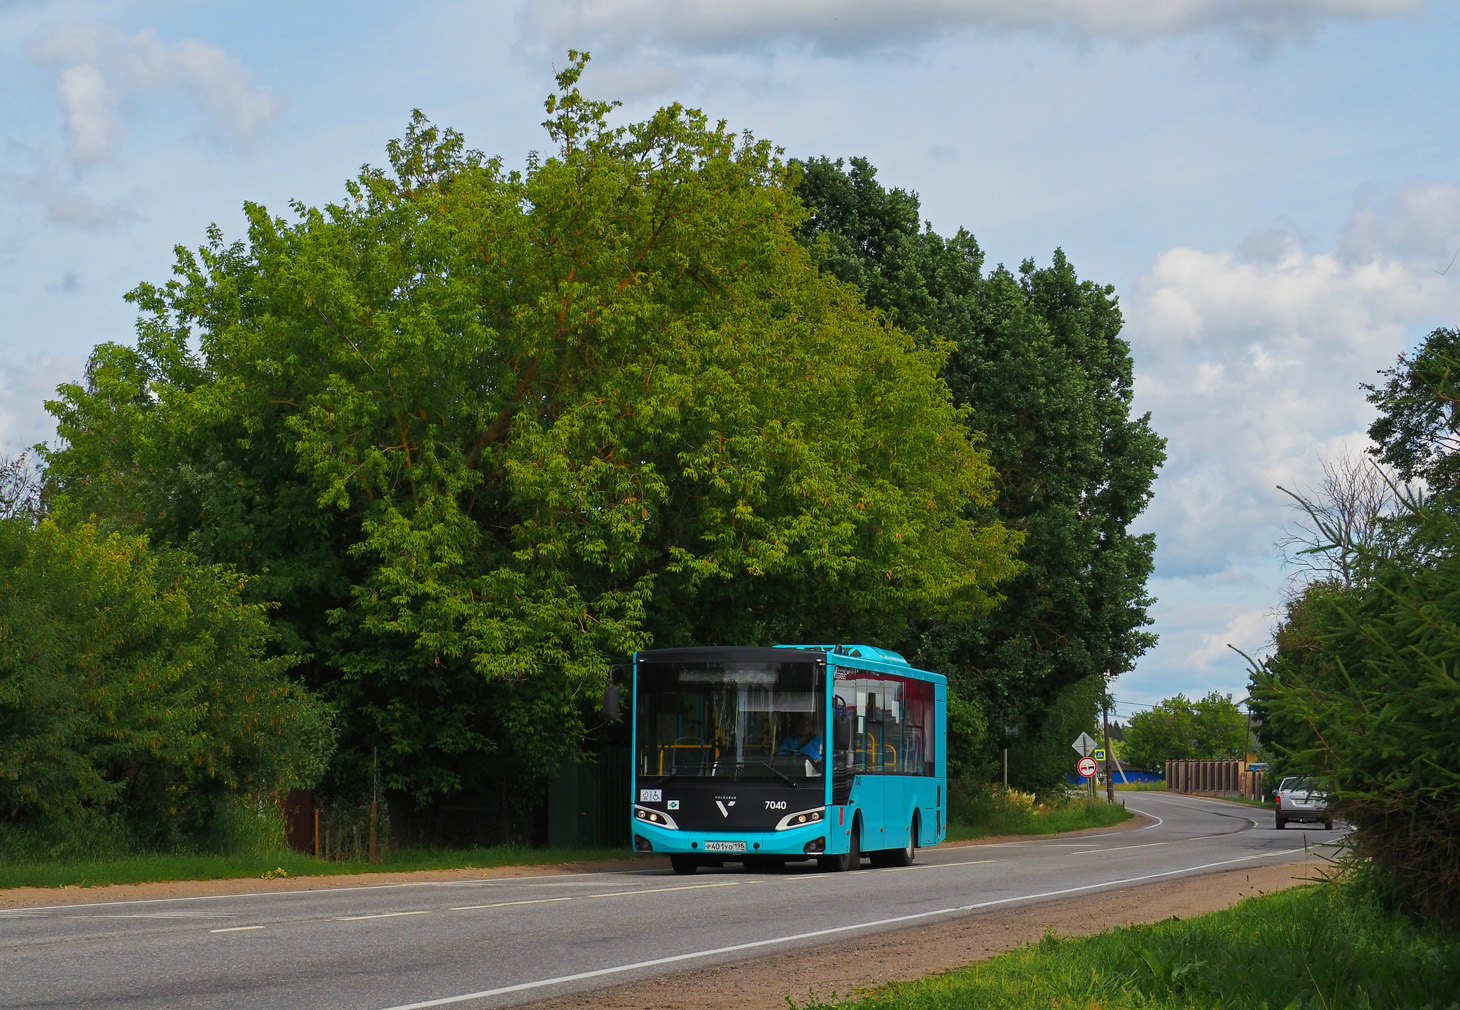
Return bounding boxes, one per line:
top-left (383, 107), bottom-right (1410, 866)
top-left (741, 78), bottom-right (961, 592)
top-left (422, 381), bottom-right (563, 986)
top-left (1103, 678), bottom-right (1115, 804)
top-left (369, 745), bottom-right (379, 864)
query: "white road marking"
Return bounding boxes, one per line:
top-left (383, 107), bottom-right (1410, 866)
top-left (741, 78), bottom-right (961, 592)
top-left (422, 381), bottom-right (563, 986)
top-left (1072, 841), bottom-right (1172, 854)
top-left (374, 847), bottom-right (1310, 1010)
top-left (451, 898), bottom-right (572, 911)
top-left (587, 881), bottom-right (750, 899)
top-left (94, 912), bottom-right (236, 919)
top-left (891, 858), bottom-right (996, 871)
top-left (1120, 807), bottom-right (1166, 831)
top-left (210, 926), bottom-right (265, 933)
top-left (336, 911), bottom-right (433, 921)
top-left (8, 865), bottom-right (666, 912)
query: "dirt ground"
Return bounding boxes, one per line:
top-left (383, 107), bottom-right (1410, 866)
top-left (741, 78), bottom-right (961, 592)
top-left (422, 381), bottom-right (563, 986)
top-left (0, 818), bottom-right (1324, 1009)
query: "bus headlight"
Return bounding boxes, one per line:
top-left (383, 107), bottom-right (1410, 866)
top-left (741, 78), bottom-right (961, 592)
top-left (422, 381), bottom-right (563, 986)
top-left (633, 805), bottom-right (679, 830)
top-left (775, 807), bottom-right (826, 831)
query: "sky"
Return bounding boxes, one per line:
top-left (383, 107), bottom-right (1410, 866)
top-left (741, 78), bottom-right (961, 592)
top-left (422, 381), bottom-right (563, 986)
top-left (4, 0), bottom-right (1459, 720)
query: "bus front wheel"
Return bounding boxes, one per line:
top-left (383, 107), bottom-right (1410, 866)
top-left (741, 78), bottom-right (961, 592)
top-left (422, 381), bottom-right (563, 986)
top-left (819, 821), bottom-right (861, 872)
top-left (669, 854), bottom-right (698, 875)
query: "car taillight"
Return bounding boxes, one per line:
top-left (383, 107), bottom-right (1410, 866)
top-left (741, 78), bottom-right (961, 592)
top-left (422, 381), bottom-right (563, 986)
top-left (1275, 796), bottom-right (1281, 808)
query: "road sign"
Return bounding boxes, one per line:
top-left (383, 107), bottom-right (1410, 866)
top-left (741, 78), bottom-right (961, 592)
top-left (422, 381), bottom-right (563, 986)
top-left (1077, 756), bottom-right (1097, 778)
top-left (1093, 748), bottom-right (1107, 762)
top-left (1071, 732), bottom-right (1098, 755)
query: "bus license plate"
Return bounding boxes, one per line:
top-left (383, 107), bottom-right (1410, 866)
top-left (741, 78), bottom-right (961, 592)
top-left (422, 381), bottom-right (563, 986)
top-left (704, 841), bottom-right (746, 853)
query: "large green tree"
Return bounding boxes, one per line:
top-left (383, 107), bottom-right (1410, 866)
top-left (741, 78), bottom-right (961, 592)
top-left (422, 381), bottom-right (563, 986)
top-left (1120, 692), bottom-right (1247, 771)
top-left (42, 58), bottom-right (1019, 833)
top-left (792, 157), bottom-right (1165, 786)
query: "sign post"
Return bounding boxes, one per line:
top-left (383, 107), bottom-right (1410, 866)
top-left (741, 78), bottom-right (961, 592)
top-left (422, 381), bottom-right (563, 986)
top-left (1072, 733), bottom-right (1099, 802)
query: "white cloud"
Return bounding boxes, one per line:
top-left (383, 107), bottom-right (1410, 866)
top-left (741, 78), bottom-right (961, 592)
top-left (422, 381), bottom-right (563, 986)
top-left (1184, 606), bottom-right (1274, 671)
top-left (29, 24), bottom-right (285, 165)
top-left (56, 62), bottom-right (113, 163)
top-left (1127, 180), bottom-right (1460, 591)
top-left (1340, 180), bottom-right (1460, 267)
top-left (43, 186), bottom-right (134, 229)
top-left (517, 0), bottom-right (1426, 65)
top-left (0, 354), bottom-right (82, 458)
top-left (0, 141), bottom-right (135, 230)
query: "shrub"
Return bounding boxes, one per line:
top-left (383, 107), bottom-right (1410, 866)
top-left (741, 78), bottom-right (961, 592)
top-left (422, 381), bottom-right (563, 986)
top-left (0, 520), bottom-right (335, 856)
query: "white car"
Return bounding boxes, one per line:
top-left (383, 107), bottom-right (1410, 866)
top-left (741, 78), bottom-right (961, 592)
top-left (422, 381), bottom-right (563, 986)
top-left (1274, 776), bottom-right (1333, 830)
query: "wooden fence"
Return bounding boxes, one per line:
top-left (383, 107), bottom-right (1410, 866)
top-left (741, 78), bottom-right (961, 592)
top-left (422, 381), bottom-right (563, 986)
top-left (1164, 759), bottom-right (1264, 799)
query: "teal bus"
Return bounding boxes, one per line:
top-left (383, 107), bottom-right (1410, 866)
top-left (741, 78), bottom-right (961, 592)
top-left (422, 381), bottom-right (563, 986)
top-left (628, 644), bottom-right (946, 874)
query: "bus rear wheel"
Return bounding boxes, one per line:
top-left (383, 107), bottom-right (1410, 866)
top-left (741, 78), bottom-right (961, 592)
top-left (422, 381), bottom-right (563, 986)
top-left (669, 854), bottom-right (698, 875)
top-left (875, 815), bottom-right (918, 868)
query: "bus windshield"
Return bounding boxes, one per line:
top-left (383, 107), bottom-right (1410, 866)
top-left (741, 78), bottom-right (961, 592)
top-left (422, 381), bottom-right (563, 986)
top-left (635, 657), bottom-right (825, 784)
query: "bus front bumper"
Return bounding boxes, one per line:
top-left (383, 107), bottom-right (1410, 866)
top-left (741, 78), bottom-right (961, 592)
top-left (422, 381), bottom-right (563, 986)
top-left (631, 819), bottom-right (828, 858)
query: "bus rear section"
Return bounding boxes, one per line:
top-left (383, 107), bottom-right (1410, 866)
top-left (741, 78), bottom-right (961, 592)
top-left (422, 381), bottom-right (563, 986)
top-left (628, 645), bottom-right (946, 873)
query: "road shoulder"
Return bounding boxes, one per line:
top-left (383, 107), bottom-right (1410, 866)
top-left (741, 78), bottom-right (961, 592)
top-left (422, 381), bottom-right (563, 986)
top-left (0, 809), bottom-right (1155, 909)
top-left (526, 859), bottom-right (1323, 1010)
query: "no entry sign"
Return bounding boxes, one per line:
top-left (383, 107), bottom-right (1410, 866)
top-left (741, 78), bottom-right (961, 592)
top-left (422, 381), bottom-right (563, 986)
top-left (1077, 756), bottom-right (1097, 778)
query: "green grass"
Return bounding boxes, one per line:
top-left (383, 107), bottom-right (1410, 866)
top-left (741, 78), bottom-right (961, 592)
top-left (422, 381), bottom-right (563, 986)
top-left (0, 844), bottom-right (653, 891)
top-left (945, 787), bottom-right (1132, 842)
top-left (1114, 779), bottom-right (1167, 791)
top-left (790, 881), bottom-right (1460, 1010)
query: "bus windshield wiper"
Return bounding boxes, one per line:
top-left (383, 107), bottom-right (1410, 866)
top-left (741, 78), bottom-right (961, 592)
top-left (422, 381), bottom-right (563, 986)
top-left (739, 761), bottom-right (796, 786)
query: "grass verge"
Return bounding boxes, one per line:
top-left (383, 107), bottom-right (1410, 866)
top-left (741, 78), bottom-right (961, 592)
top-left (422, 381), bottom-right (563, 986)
top-left (0, 844), bottom-right (651, 891)
top-left (5, 784), bottom-right (1131, 890)
top-left (791, 881), bottom-right (1460, 1010)
top-left (945, 785), bottom-right (1131, 842)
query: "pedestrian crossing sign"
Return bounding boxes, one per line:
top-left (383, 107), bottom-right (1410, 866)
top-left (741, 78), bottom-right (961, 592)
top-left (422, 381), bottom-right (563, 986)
top-left (1093, 748), bottom-right (1106, 761)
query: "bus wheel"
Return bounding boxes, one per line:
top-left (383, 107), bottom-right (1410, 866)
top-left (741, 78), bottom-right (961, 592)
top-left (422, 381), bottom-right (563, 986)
top-left (887, 815), bottom-right (918, 867)
top-left (669, 854), bottom-right (698, 875)
top-left (818, 821), bottom-right (860, 872)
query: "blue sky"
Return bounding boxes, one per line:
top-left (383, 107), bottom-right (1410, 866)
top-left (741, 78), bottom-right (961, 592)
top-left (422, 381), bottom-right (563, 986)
top-left (4, 0), bottom-right (1459, 718)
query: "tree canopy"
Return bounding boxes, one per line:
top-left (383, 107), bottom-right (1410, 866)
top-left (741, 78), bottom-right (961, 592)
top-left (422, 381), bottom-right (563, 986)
top-left (41, 57), bottom-right (1020, 825)
top-left (1119, 692), bottom-right (1247, 771)
top-left (1366, 327), bottom-right (1460, 494)
top-left (792, 156), bottom-right (1165, 787)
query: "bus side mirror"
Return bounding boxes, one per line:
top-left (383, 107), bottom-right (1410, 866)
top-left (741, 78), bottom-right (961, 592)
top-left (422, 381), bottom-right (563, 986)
top-left (604, 683), bottom-right (621, 721)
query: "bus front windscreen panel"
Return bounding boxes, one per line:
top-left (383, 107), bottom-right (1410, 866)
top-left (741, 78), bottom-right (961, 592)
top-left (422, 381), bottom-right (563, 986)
top-left (635, 658), bottom-right (826, 786)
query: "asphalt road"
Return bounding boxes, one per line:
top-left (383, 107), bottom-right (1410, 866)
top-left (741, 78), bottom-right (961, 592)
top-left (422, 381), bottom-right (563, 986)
top-left (2, 792), bottom-right (1340, 1010)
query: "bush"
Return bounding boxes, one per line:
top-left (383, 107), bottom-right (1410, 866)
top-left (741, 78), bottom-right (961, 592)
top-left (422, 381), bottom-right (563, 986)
top-left (0, 519), bottom-right (335, 856)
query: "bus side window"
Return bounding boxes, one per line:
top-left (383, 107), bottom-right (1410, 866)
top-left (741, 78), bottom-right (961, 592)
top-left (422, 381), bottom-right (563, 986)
top-left (832, 694), bottom-right (852, 753)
